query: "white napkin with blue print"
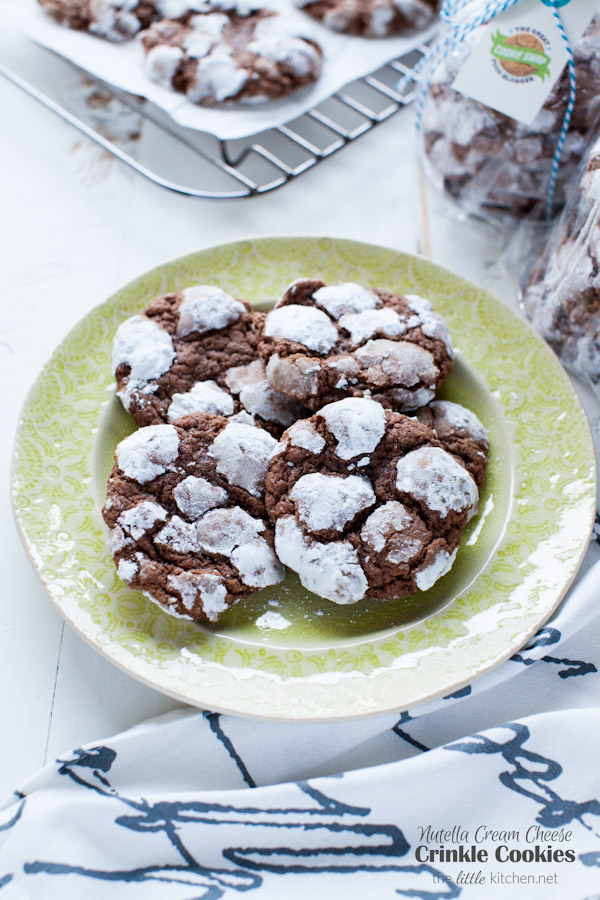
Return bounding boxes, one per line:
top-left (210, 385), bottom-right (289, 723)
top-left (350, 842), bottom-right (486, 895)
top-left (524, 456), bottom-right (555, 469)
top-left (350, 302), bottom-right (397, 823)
top-left (1, 538), bottom-right (599, 900)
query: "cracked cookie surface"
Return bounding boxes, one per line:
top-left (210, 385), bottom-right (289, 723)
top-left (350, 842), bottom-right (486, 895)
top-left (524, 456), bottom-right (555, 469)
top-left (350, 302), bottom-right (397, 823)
top-left (412, 399), bottom-right (488, 487)
top-left (141, 4), bottom-right (322, 105)
top-left (103, 412), bottom-right (284, 622)
top-left (297, 0), bottom-right (437, 38)
top-left (113, 285), bottom-right (306, 436)
top-left (265, 396), bottom-right (481, 604)
top-left (258, 279), bottom-right (454, 411)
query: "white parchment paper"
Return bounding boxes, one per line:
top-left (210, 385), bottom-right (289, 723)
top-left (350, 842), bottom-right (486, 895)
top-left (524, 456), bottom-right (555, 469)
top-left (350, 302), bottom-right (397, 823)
top-left (18, 0), bottom-right (435, 140)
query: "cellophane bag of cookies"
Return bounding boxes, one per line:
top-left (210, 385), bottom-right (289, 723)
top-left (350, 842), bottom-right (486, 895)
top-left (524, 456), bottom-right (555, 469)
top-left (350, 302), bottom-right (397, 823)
top-left (521, 134), bottom-right (600, 395)
top-left (420, 5), bottom-right (600, 221)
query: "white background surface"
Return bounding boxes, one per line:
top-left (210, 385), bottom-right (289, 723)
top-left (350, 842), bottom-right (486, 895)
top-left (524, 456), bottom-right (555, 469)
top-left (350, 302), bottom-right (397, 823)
top-left (1, 0), bottom-right (598, 802)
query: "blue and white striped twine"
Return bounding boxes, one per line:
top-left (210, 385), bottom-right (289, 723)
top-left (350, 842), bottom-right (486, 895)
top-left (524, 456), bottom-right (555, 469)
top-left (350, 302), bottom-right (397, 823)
top-left (405, 0), bottom-right (577, 219)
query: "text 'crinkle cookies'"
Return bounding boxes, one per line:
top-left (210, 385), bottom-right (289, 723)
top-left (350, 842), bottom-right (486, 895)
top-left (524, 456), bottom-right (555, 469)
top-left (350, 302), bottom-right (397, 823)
top-left (257, 279), bottom-right (454, 411)
top-left (113, 284), bottom-right (306, 436)
top-left (265, 397), bottom-right (486, 605)
top-left (103, 413), bottom-right (285, 622)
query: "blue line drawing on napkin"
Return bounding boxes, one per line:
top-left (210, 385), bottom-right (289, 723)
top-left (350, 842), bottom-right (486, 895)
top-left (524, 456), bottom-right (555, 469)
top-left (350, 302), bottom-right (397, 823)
top-left (393, 712), bottom-right (430, 753)
top-left (204, 712), bottom-right (257, 788)
top-left (446, 723), bottom-right (600, 831)
top-left (511, 628), bottom-right (597, 679)
top-left (15, 745), bottom-right (460, 899)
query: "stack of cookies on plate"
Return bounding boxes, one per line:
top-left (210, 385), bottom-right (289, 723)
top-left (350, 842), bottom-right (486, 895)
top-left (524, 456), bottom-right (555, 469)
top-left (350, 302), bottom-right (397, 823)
top-left (103, 279), bottom-right (488, 622)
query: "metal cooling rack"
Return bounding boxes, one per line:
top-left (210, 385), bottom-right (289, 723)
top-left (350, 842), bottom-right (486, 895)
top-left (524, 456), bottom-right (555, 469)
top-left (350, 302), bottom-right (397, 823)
top-left (0, 37), bottom-right (427, 199)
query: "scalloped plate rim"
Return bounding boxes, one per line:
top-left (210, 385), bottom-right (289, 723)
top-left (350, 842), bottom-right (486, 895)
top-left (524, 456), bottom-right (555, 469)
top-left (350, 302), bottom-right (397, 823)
top-left (10, 236), bottom-right (597, 721)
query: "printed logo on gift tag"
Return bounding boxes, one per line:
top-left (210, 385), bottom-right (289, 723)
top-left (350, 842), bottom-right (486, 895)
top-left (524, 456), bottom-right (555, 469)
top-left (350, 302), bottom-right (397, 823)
top-left (490, 29), bottom-right (552, 81)
top-left (451, 0), bottom-right (597, 126)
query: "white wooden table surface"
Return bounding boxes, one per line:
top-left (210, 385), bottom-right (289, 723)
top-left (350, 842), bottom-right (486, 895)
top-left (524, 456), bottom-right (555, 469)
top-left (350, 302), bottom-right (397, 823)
top-left (1, 0), bottom-right (598, 802)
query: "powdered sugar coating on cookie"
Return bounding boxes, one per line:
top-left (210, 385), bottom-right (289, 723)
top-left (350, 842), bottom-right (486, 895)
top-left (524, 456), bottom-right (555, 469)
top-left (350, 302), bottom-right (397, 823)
top-left (168, 380), bottom-right (235, 421)
top-left (173, 475), bottom-right (229, 518)
top-left (291, 473), bottom-right (375, 531)
top-left (275, 517), bottom-right (369, 604)
top-left (145, 44), bottom-right (185, 85)
top-left (117, 500), bottom-right (168, 539)
top-left (360, 500), bottom-right (425, 563)
top-left (285, 419), bottom-right (326, 453)
top-left (320, 397), bottom-right (386, 460)
top-left (312, 282), bottom-right (379, 318)
top-left (415, 547), bottom-right (457, 591)
top-left (209, 420), bottom-right (278, 497)
top-left (405, 295), bottom-right (453, 356)
top-left (116, 425), bottom-right (180, 483)
top-left (264, 305), bottom-right (338, 353)
top-left (296, 0), bottom-right (437, 39)
top-left (188, 46), bottom-right (249, 103)
top-left (231, 536), bottom-right (285, 588)
top-left (258, 279), bottom-right (453, 411)
top-left (113, 286), bottom-right (271, 430)
top-left (37, 0), bottom-right (159, 40)
top-left (339, 308), bottom-right (405, 345)
top-left (141, 8), bottom-right (322, 107)
top-left (113, 316), bottom-right (176, 411)
top-left (167, 572), bottom-right (228, 620)
top-left (177, 285), bottom-right (245, 336)
top-left (411, 400), bottom-right (488, 486)
top-left (266, 400), bottom-right (483, 604)
top-left (354, 340), bottom-right (438, 394)
top-left (224, 359), bottom-right (306, 428)
top-left (395, 446), bottom-right (478, 518)
top-left (195, 506), bottom-right (265, 554)
top-left (429, 400), bottom-right (488, 446)
top-left (104, 413), bottom-right (284, 623)
top-left (248, 16), bottom-right (322, 77)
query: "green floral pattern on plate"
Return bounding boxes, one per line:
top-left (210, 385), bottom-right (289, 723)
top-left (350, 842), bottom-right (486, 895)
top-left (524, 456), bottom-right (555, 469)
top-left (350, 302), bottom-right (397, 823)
top-left (11, 238), bottom-right (597, 720)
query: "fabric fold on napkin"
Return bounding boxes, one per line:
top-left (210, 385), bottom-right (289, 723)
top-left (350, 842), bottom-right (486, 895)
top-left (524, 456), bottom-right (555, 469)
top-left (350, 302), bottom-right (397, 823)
top-left (1, 549), bottom-right (599, 898)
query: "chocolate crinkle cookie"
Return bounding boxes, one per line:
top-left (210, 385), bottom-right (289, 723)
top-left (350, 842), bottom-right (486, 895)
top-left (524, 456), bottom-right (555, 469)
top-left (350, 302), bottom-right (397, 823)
top-left (141, 5), bottom-right (322, 106)
top-left (296, 0), bottom-right (438, 38)
top-left (422, 14), bottom-right (600, 220)
top-left (103, 413), bottom-right (285, 622)
top-left (37, 0), bottom-right (257, 40)
top-left (257, 279), bottom-right (453, 411)
top-left (37, 0), bottom-right (164, 40)
top-left (411, 399), bottom-right (488, 486)
top-left (113, 284), bottom-right (306, 436)
top-left (265, 397), bottom-right (482, 605)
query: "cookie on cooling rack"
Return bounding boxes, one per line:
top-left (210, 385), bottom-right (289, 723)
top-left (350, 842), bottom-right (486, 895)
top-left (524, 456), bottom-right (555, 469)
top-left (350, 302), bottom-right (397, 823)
top-left (103, 413), bottom-right (285, 622)
top-left (112, 285), bottom-right (305, 436)
top-left (37, 0), bottom-right (159, 40)
top-left (36, 0), bottom-right (256, 40)
top-left (265, 396), bottom-right (481, 605)
top-left (296, 0), bottom-right (438, 37)
top-left (141, 5), bottom-right (323, 106)
top-left (257, 279), bottom-right (454, 411)
top-left (412, 399), bottom-right (488, 486)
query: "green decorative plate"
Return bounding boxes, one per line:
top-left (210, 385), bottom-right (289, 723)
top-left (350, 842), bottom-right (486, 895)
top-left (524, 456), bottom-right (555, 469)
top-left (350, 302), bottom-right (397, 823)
top-left (11, 237), bottom-right (596, 720)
